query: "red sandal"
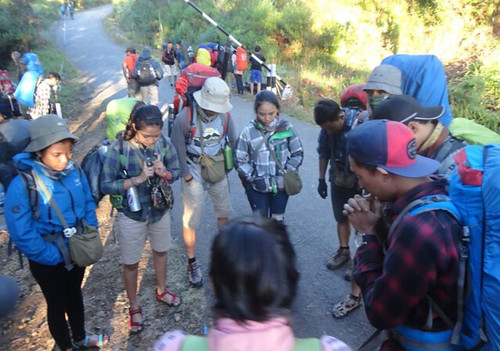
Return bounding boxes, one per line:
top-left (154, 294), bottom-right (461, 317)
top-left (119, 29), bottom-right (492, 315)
top-left (156, 288), bottom-right (181, 307)
top-left (128, 306), bottom-right (143, 334)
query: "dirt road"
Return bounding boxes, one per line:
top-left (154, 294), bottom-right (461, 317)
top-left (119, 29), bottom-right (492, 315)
top-left (0, 4), bottom-right (373, 350)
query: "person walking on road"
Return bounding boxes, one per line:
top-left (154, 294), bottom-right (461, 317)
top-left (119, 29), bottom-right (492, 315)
top-left (170, 77), bottom-right (237, 288)
top-left (132, 46), bottom-right (163, 106)
top-left (122, 47), bottom-right (140, 98)
top-left (162, 41), bottom-right (178, 87)
top-left (235, 91), bottom-right (303, 221)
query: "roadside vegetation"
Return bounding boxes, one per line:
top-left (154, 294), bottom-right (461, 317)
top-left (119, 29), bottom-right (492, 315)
top-left (1, 0), bottom-right (499, 132)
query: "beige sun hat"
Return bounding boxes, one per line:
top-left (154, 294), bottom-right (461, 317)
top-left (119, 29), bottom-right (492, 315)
top-left (24, 114), bottom-right (78, 152)
top-left (193, 77), bottom-right (233, 114)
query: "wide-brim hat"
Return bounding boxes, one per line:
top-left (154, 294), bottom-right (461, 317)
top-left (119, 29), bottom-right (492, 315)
top-left (364, 64), bottom-right (403, 95)
top-left (193, 77), bottom-right (232, 114)
top-left (24, 114), bottom-right (78, 152)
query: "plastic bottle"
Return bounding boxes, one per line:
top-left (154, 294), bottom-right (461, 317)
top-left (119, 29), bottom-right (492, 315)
top-left (98, 140), bottom-right (110, 163)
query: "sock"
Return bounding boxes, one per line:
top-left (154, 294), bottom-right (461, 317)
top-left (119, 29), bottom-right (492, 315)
top-left (188, 257), bottom-right (196, 264)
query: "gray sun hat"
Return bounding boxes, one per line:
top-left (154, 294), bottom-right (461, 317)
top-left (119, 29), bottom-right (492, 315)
top-left (364, 64), bottom-right (403, 95)
top-left (24, 114), bottom-right (78, 152)
top-left (193, 77), bottom-right (233, 114)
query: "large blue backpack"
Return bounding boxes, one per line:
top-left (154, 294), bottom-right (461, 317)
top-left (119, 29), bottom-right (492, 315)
top-left (391, 144), bottom-right (500, 351)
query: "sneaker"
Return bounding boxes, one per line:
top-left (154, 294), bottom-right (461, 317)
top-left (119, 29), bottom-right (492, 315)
top-left (331, 294), bottom-right (362, 319)
top-left (187, 262), bottom-right (203, 287)
top-left (326, 248), bottom-right (351, 270)
top-left (344, 260), bottom-right (353, 282)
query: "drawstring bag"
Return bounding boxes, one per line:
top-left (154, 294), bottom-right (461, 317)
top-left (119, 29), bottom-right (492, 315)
top-left (198, 152), bottom-right (226, 183)
top-left (283, 170), bottom-right (302, 196)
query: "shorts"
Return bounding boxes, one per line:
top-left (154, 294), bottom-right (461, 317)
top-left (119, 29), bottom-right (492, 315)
top-left (330, 182), bottom-right (360, 224)
top-left (182, 177), bottom-right (233, 230)
top-left (115, 211), bottom-right (172, 265)
top-left (164, 64), bottom-right (178, 77)
top-left (250, 69), bottom-right (263, 84)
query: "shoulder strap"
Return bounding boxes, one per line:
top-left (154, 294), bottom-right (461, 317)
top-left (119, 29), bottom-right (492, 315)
top-left (260, 130), bottom-right (286, 174)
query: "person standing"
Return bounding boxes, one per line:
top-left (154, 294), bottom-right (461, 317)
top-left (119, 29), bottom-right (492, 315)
top-left (153, 216), bottom-right (353, 351)
top-left (5, 114), bottom-right (108, 350)
top-left (100, 105), bottom-right (181, 334)
top-left (344, 120), bottom-right (461, 350)
top-left (249, 45), bottom-right (265, 95)
top-left (162, 41), bottom-right (178, 87)
top-left (132, 47), bottom-right (163, 106)
top-left (232, 46), bottom-right (247, 95)
top-left (170, 77), bottom-right (237, 288)
top-left (122, 47), bottom-right (140, 98)
top-left (27, 72), bottom-right (60, 120)
top-left (235, 91), bottom-right (303, 221)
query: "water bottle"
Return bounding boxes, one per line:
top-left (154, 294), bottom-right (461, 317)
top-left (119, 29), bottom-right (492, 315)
top-left (223, 143), bottom-right (233, 170)
top-left (98, 140), bottom-right (109, 163)
top-left (126, 185), bottom-right (142, 212)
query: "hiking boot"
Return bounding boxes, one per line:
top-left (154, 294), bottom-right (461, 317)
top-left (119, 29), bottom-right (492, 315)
top-left (326, 248), bottom-right (351, 270)
top-left (187, 262), bottom-right (203, 288)
top-left (344, 260), bottom-right (353, 282)
top-left (331, 294), bottom-right (362, 319)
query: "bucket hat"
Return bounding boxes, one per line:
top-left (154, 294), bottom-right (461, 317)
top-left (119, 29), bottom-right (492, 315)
top-left (347, 119), bottom-right (439, 177)
top-left (193, 77), bottom-right (232, 114)
top-left (364, 64), bottom-right (402, 95)
top-left (24, 114), bottom-right (78, 152)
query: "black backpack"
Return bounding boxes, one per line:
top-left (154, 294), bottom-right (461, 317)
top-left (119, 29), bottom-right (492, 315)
top-left (136, 59), bottom-right (157, 85)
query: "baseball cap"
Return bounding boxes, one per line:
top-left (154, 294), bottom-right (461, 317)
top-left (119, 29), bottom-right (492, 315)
top-left (24, 114), bottom-right (78, 152)
top-left (347, 119), bottom-right (440, 177)
top-left (364, 64), bottom-right (402, 95)
top-left (193, 77), bottom-right (232, 113)
top-left (372, 95), bottom-right (444, 123)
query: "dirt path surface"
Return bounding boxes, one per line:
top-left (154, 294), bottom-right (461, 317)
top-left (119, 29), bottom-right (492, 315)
top-left (0, 5), bottom-right (374, 350)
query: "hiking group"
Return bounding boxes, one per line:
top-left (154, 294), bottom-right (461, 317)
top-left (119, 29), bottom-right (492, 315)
top-left (1, 37), bottom-right (499, 351)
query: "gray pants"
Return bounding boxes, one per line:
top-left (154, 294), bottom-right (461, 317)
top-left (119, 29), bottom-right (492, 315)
top-left (140, 84), bottom-right (159, 106)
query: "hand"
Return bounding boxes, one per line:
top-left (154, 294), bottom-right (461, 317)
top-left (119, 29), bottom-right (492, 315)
top-left (317, 179), bottom-right (327, 199)
top-left (343, 194), bottom-right (382, 234)
top-left (152, 156), bottom-right (170, 179)
top-left (184, 174), bottom-right (194, 183)
top-left (137, 160), bottom-right (155, 183)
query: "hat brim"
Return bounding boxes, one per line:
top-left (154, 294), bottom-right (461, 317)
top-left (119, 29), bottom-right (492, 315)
top-left (24, 132), bottom-right (79, 152)
top-left (409, 105), bottom-right (445, 122)
top-left (364, 82), bottom-right (402, 95)
top-left (193, 90), bottom-right (233, 114)
top-left (380, 155), bottom-right (440, 178)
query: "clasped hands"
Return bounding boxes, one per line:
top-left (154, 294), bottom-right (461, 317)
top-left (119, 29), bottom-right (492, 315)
top-left (343, 193), bottom-right (382, 235)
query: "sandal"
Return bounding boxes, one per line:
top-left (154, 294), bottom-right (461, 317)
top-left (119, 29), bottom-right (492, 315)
top-left (72, 334), bottom-right (109, 349)
top-left (156, 288), bottom-right (181, 307)
top-left (128, 306), bottom-right (144, 334)
top-left (331, 294), bottom-right (362, 319)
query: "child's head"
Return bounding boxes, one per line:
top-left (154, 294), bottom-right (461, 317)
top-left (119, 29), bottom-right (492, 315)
top-left (210, 216), bottom-right (299, 322)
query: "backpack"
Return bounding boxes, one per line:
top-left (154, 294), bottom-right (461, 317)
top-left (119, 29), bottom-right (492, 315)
top-left (0, 71), bottom-right (21, 118)
top-left (14, 71), bottom-right (42, 107)
top-left (448, 118), bottom-right (500, 146)
top-left (162, 48), bottom-right (176, 66)
top-left (180, 335), bottom-right (321, 351)
top-left (135, 59), bottom-right (157, 85)
top-left (0, 70), bottom-right (15, 95)
top-left (181, 41), bottom-right (194, 64)
top-left (0, 119), bottom-right (30, 165)
top-left (389, 144), bottom-right (500, 351)
top-left (236, 46), bottom-right (248, 71)
top-left (172, 63), bottom-right (221, 115)
top-left (105, 97), bottom-right (140, 140)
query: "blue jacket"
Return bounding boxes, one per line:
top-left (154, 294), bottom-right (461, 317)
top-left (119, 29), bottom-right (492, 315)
top-left (5, 153), bottom-right (98, 266)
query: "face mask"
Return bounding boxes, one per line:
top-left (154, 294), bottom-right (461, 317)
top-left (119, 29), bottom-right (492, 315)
top-left (368, 95), bottom-right (387, 112)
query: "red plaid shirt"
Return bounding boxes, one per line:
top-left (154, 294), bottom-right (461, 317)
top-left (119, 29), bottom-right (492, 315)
top-left (354, 178), bottom-right (461, 350)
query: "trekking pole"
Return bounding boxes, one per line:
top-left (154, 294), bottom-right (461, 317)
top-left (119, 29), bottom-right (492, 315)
top-left (182, 0), bottom-right (289, 89)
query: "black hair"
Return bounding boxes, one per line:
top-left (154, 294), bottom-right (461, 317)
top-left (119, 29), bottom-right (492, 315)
top-left (254, 45), bottom-right (261, 52)
top-left (47, 72), bottom-right (61, 81)
top-left (209, 216), bottom-right (299, 322)
top-left (254, 90), bottom-right (280, 114)
top-left (124, 104), bottom-right (163, 141)
top-left (313, 98), bottom-right (341, 126)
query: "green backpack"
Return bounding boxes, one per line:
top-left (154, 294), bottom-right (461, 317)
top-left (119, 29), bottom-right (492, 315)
top-left (180, 335), bottom-right (322, 351)
top-left (448, 118), bottom-right (500, 145)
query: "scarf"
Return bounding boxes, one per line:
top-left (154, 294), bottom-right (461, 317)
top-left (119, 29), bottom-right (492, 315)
top-left (35, 159), bottom-right (75, 180)
top-left (418, 122), bottom-right (448, 157)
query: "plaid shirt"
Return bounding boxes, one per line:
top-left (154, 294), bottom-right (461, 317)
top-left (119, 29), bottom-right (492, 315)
top-left (234, 119), bottom-right (303, 192)
top-left (28, 80), bottom-right (54, 119)
top-left (354, 179), bottom-right (461, 349)
top-left (100, 135), bottom-right (180, 223)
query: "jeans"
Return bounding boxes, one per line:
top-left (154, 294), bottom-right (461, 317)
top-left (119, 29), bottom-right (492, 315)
top-left (246, 185), bottom-right (288, 219)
